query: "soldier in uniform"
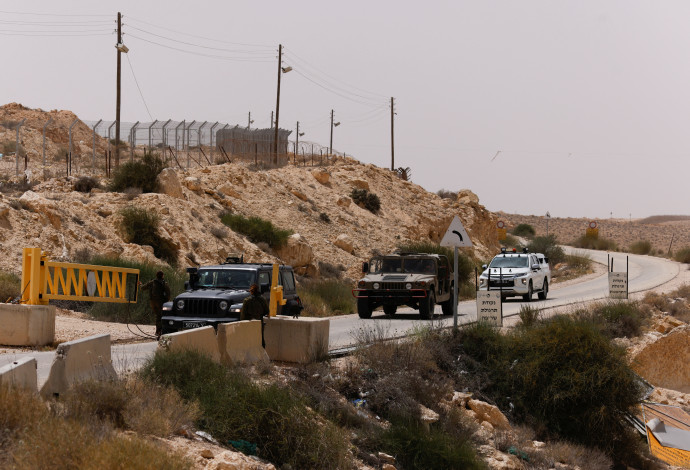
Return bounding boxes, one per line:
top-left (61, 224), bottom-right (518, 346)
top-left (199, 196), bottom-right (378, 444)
top-left (140, 270), bottom-right (171, 338)
top-left (241, 283), bottom-right (269, 347)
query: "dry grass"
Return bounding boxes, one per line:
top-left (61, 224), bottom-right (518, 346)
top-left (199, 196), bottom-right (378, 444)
top-left (0, 384), bottom-right (192, 470)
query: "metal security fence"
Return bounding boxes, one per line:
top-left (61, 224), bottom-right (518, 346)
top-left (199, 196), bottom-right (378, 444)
top-left (0, 116), bottom-right (346, 180)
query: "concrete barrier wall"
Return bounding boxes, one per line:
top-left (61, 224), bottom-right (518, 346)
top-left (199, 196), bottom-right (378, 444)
top-left (217, 320), bottom-right (268, 365)
top-left (40, 334), bottom-right (116, 398)
top-left (160, 326), bottom-right (221, 363)
top-left (0, 357), bottom-right (37, 392)
top-left (0, 304), bottom-right (55, 346)
top-left (264, 316), bottom-right (330, 363)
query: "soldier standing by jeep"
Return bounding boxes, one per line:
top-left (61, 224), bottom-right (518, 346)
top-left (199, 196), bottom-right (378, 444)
top-left (140, 270), bottom-right (171, 338)
top-left (241, 283), bottom-right (269, 347)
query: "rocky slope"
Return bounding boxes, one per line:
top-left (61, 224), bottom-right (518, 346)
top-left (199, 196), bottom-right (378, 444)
top-left (0, 103), bottom-right (499, 280)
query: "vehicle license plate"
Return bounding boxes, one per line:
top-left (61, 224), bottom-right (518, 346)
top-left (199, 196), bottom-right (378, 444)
top-left (183, 321), bottom-right (205, 329)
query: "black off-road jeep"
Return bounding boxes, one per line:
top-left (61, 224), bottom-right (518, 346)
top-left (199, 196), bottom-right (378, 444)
top-left (161, 257), bottom-right (303, 334)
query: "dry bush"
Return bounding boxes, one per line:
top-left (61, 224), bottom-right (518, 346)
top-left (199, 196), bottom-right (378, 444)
top-left (543, 441), bottom-right (612, 470)
top-left (60, 378), bottom-right (199, 437)
top-left (436, 188), bottom-right (456, 200)
top-left (630, 240), bottom-right (653, 255)
top-left (642, 291), bottom-right (670, 311)
top-left (210, 225), bottom-right (228, 239)
top-left (0, 270), bottom-right (20, 303)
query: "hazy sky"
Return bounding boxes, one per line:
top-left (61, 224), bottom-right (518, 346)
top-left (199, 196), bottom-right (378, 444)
top-left (3, 1), bottom-right (689, 219)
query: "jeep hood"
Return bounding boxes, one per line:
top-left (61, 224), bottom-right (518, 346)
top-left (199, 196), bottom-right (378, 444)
top-left (176, 289), bottom-right (249, 302)
top-left (363, 273), bottom-right (434, 282)
top-left (481, 267), bottom-right (530, 277)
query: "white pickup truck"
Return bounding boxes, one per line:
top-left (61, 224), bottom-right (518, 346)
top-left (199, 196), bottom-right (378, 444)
top-left (478, 248), bottom-right (551, 301)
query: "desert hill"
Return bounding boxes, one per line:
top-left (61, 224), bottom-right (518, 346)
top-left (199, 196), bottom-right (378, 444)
top-left (0, 103), bottom-right (499, 278)
top-left (498, 212), bottom-right (690, 255)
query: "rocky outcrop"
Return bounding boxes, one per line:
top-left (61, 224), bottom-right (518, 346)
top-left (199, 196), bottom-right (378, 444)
top-left (276, 233), bottom-right (316, 276)
top-left (157, 168), bottom-right (184, 199)
top-left (631, 325), bottom-right (690, 393)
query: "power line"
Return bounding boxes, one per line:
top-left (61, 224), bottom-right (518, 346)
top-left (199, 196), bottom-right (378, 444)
top-left (125, 53), bottom-right (154, 121)
top-left (126, 33), bottom-right (273, 62)
top-left (126, 16), bottom-right (273, 48)
top-left (125, 24), bottom-right (275, 55)
top-left (0, 19), bottom-right (112, 25)
top-left (284, 47), bottom-right (387, 99)
top-left (290, 68), bottom-right (385, 107)
top-left (0, 31), bottom-right (112, 37)
top-left (0, 10), bottom-right (110, 17)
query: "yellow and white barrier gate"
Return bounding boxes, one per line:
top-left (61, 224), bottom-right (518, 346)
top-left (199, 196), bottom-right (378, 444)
top-left (20, 247), bottom-right (139, 306)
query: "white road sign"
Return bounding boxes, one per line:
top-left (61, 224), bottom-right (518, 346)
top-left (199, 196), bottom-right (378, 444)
top-left (608, 272), bottom-right (628, 299)
top-left (440, 216), bottom-right (473, 248)
top-left (476, 290), bottom-right (502, 326)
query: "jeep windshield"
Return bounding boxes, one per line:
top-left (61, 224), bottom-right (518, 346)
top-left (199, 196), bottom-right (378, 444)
top-left (196, 269), bottom-right (254, 289)
top-left (369, 257), bottom-right (436, 274)
top-left (488, 255), bottom-right (529, 269)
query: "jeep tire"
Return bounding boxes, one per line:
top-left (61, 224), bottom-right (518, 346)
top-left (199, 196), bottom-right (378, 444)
top-left (383, 304), bottom-right (397, 316)
top-left (441, 297), bottom-right (453, 316)
top-left (419, 291), bottom-right (435, 319)
top-left (357, 297), bottom-right (373, 319)
top-left (523, 281), bottom-right (533, 302)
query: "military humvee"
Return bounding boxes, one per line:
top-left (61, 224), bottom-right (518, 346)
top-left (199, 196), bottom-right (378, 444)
top-left (352, 253), bottom-right (453, 319)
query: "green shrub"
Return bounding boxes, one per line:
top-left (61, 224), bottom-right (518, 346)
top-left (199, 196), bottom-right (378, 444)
top-left (571, 234), bottom-right (617, 251)
top-left (0, 270), bottom-right (21, 303)
top-left (500, 234), bottom-right (522, 249)
top-left (299, 279), bottom-right (355, 317)
top-left (118, 206), bottom-right (178, 265)
top-left (512, 223), bottom-right (535, 238)
top-left (436, 189), bottom-right (456, 200)
top-left (674, 247), bottom-right (690, 263)
top-left (629, 240), bottom-right (652, 255)
top-left (380, 418), bottom-right (485, 470)
top-left (86, 256), bottom-right (186, 324)
top-left (350, 188), bottom-right (381, 213)
top-left (109, 151), bottom-right (164, 193)
top-left (73, 176), bottom-right (100, 193)
top-left (517, 304), bottom-right (540, 328)
top-left (455, 316), bottom-right (644, 458)
top-left (575, 301), bottom-right (645, 339)
top-left (565, 251), bottom-right (592, 270)
top-left (220, 213), bottom-right (292, 249)
top-left (527, 235), bottom-right (565, 265)
top-left (140, 350), bottom-right (351, 469)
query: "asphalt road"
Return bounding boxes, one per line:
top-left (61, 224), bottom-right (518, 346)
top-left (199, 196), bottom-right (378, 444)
top-left (1, 248), bottom-right (681, 386)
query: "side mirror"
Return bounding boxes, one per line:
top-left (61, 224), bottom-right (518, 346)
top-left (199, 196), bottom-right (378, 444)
top-left (362, 262), bottom-right (369, 273)
top-left (545, 258), bottom-right (549, 264)
top-left (184, 281), bottom-right (190, 290)
top-left (532, 265), bottom-right (540, 271)
top-left (260, 283), bottom-right (270, 294)
top-left (482, 264), bottom-right (487, 269)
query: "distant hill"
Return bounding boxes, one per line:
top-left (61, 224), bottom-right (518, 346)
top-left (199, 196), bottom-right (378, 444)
top-left (637, 215), bottom-right (690, 225)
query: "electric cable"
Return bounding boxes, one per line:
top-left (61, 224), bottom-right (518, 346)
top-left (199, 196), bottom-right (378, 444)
top-left (291, 68), bottom-right (386, 106)
top-left (126, 15), bottom-right (274, 48)
top-left (125, 53), bottom-right (155, 121)
top-left (126, 33), bottom-right (273, 62)
top-left (125, 24), bottom-right (274, 55)
top-left (0, 10), bottom-right (110, 17)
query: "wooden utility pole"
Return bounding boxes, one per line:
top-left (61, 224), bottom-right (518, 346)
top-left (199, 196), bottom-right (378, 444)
top-left (115, 12), bottom-right (122, 167)
top-left (329, 109), bottom-right (334, 155)
top-left (247, 111), bottom-right (252, 129)
top-left (270, 111), bottom-right (274, 129)
top-left (390, 97), bottom-right (395, 171)
top-left (273, 44), bottom-right (282, 164)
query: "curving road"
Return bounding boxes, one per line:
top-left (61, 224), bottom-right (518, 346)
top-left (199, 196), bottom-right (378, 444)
top-left (0, 248), bottom-right (682, 385)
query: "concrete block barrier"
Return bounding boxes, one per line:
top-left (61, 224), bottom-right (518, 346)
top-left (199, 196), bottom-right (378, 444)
top-left (159, 326), bottom-right (221, 363)
top-left (40, 334), bottom-right (116, 399)
top-left (0, 357), bottom-right (37, 392)
top-left (0, 304), bottom-right (55, 347)
top-left (264, 316), bottom-right (330, 363)
top-left (217, 320), bottom-right (269, 365)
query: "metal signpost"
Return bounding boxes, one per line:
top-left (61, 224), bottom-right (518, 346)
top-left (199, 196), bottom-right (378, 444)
top-left (608, 255), bottom-right (629, 299)
top-left (496, 220), bottom-right (507, 241)
top-left (440, 216), bottom-right (473, 330)
top-left (476, 290), bottom-right (502, 326)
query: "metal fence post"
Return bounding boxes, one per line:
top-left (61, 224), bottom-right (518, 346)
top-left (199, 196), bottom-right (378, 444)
top-left (148, 120), bottom-right (158, 152)
top-left (68, 119), bottom-right (78, 176)
top-left (186, 120), bottom-right (196, 168)
top-left (198, 121), bottom-right (207, 166)
top-left (129, 121), bottom-right (140, 161)
top-left (91, 119), bottom-right (102, 173)
top-left (161, 119), bottom-right (172, 163)
top-left (107, 121), bottom-right (116, 176)
top-left (209, 121), bottom-right (219, 163)
top-left (15, 119), bottom-right (26, 176)
top-left (42, 118), bottom-right (53, 168)
top-left (175, 120), bottom-right (184, 152)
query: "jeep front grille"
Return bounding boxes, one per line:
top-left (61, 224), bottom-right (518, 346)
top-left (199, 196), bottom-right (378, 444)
top-left (381, 282), bottom-right (406, 290)
top-left (180, 298), bottom-right (217, 316)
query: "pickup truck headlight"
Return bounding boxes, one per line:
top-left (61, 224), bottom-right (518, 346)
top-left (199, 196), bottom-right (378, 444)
top-left (479, 278), bottom-right (486, 286)
top-left (176, 299), bottom-right (185, 310)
